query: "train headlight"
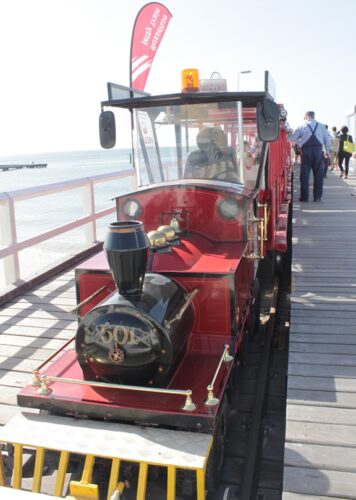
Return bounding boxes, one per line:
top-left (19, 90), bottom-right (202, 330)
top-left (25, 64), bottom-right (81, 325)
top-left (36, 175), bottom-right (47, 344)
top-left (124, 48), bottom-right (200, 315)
top-left (122, 199), bottom-right (142, 218)
top-left (279, 107), bottom-right (288, 120)
top-left (218, 198), bottom-right (240, 220)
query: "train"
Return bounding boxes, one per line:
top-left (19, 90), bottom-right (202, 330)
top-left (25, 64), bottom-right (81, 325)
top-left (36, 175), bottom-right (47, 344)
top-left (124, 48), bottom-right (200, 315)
top-left (10, 69), bottom-right (291, 499)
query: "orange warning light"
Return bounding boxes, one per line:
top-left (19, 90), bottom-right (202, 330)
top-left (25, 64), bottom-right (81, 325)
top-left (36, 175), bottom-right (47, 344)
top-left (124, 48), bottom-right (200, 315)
top-left (181, 68), bottom-right (200, 93)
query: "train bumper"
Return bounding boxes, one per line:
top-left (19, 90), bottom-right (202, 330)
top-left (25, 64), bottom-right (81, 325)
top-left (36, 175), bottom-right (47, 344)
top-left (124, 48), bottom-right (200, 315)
top-left (0, 412), bottom-right (213, 499)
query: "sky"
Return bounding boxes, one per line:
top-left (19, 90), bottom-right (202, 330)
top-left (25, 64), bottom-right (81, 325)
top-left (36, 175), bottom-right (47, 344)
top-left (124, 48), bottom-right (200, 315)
top-left (0, 0), bottom-right (355, 156)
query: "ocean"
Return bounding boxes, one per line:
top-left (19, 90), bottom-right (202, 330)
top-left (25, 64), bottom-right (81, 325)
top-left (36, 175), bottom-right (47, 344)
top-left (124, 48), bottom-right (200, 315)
top-left (0, 149), bottom-right (134, 289)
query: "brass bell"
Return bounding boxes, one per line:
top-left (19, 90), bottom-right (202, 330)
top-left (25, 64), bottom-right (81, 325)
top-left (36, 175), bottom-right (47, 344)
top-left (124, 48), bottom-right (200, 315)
top-left (147, 230), bottom-right (167, 248)
top-left (157, 225), bottom-right (176, 241)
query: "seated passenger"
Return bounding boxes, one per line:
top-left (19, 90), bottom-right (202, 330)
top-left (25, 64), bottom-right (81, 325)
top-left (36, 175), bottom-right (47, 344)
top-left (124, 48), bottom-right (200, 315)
top-left (185, 127), bottom-right (239, 181)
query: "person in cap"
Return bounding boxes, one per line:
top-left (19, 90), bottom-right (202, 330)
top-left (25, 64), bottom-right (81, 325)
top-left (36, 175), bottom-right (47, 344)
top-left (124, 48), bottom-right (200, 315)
top-left (287, 111), bottom-right (331, 202)
top-left (185, 127), bottom-right (238, 181)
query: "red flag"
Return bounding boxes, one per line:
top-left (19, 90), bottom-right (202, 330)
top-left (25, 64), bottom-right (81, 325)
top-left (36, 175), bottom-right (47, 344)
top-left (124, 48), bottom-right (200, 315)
top-left (130, 2), bottom-right (172, 91)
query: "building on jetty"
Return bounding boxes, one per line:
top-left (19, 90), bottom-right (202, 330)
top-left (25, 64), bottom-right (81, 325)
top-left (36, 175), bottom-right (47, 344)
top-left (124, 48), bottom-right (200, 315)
top-left (0, 163), bottom-right (47, 171)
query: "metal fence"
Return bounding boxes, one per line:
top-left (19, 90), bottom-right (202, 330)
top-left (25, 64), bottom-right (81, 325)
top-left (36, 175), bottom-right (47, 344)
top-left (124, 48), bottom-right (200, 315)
top-left (0, 169), bottom-right (135, 290)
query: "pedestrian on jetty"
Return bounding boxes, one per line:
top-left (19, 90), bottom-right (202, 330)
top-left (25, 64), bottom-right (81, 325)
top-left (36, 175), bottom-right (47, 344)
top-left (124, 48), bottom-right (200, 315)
top-left (330, 126), bottom-right (340, 171)
top-left (287, 111), bottom-right (331, 202)
top-left (337, 125), bottom-right (354, 179)
top-left (323, 125), bottom-right (332, 178)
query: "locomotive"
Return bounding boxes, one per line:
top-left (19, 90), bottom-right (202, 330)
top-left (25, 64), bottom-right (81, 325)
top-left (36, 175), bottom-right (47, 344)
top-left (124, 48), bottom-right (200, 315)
top-left (16, 69), bottom-right (291, 497)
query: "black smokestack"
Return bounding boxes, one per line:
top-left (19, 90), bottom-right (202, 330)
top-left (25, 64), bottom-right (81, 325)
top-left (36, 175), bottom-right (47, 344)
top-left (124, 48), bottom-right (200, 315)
top-left (104, 221), bottom-right (149, 295)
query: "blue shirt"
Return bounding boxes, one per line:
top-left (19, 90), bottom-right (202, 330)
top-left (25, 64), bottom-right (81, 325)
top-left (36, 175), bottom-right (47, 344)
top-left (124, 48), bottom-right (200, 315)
top-left (287, 119), bottom-right (331, 153)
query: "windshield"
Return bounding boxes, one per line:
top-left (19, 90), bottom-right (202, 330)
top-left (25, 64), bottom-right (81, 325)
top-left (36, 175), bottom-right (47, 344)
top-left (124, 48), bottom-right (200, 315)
top-left (133, 101), bottom-right (261, 190)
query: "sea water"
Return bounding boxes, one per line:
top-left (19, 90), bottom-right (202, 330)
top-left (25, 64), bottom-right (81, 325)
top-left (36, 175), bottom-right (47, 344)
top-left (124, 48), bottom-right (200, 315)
top-left (0, 149), bottom-right (133, 289)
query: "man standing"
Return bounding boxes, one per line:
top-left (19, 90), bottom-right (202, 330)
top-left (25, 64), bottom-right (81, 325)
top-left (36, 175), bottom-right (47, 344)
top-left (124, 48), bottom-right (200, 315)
top-left (287, 111), bottom-right (331, 202)
top-left (330, 126), bottom-right (340, 171)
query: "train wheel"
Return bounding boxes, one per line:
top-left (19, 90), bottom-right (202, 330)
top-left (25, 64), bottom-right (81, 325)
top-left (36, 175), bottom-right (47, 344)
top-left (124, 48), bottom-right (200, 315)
top-left (248, 277), bottom-right (261, 337)
top-left (205, 397), bottom-right (230, 492)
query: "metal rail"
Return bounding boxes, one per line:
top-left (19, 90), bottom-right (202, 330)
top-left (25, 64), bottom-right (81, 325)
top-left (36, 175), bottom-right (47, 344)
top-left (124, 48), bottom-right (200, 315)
top-left (240, 275), bottom-right (279, 500)
top-left (37, 375), bottom-right (197, 412)
top-left (204, 344), bottom-right (233, 406)
top-left (0, 169), bottom-right (135, 288)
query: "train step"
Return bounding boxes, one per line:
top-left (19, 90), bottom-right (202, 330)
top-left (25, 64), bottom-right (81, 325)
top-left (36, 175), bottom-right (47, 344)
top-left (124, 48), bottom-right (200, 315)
top-left (0, 412), bottom-right (213, 500)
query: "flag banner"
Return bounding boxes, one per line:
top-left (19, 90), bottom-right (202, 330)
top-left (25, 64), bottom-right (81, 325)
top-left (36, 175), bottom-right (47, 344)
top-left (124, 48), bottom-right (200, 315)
top-left (130, 2), bottom-right (172, 91)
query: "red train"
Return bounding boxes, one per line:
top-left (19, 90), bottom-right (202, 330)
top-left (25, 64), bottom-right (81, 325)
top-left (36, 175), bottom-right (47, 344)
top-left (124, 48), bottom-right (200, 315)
top-left (17, 69), bottom-right (291, 497)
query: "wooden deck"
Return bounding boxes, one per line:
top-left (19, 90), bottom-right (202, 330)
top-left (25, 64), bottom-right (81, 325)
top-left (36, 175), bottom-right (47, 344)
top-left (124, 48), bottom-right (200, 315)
top-left (1, 164), bottom-right (356, 498)
top-left (283, 165), bottom-right (356, 499)
top-left (0, 270), bottom-right (77, 425)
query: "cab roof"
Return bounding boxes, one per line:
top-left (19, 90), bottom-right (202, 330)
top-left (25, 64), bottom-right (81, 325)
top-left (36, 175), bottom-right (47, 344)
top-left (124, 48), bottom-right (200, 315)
top-left (101, 90), bottom-right (271, 110)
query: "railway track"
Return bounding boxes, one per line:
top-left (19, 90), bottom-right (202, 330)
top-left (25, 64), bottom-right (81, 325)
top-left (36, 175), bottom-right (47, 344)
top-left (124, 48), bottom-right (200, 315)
top-left (214, 241), bottom-right (291, 499)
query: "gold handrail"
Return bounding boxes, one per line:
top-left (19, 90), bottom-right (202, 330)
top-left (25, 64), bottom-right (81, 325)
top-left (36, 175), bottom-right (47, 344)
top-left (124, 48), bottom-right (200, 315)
top-left (38, 375), bottom-right (197, 412)
top-left (70, 285), bottom-right (112, 316)
top-left (204, 345), bottom-right (233, 406)
top-left (32, 336), bottom-right (76, 387)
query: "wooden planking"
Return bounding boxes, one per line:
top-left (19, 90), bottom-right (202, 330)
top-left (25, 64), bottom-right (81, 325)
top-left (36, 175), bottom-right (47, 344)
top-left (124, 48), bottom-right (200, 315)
top-left (283, 494), bottom-right (348, 500)
top-left (285, 442), bottom-right (356, 471)
top-left (283, 467), bottom-right (356, 498)
top-left (0, 310), bottom-right (76, 324)
top-left (0, 356), bottom-right (42, 373)
top-left (288, 375), bottom-right (356, 392)
top-left (288, 363), bottom-right (356, 378)
top-left (288, 334), bottom-right (356, 345)
top-left (0, 324), bottom-right (74, 339)
top-left (0, 269), bottom-right (77, 423)
top-left (0, 386), bottom-right (20, 406)
top-left (286, 420), bottom-right (356, 448)
top-left (289, 352), bottom-right (356, 366)
top-left (0, 333), bottom-right (72, 350)
top-left (289, 342), bottom-right (356, 355)
top-left (287, 390), bottom-right (356, 408)
top-left (283, 168), bottom-right (356, 498)
top-left (0, 344), bottom-right (57, 360)
top-left (287, 404), bottom-right (356, 425)
top-left (0, 404), bottom-right (38, 426)
top-left (0, 370), bottom-right (35, 388)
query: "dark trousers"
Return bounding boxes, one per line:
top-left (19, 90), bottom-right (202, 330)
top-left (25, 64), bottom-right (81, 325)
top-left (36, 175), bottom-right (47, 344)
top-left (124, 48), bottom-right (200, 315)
top-left (323, 155), bottom-right (330, 177)
top-left (338, 153), bottom-right (351, 176)
top-left (300, 146), bottom-right (324, 201)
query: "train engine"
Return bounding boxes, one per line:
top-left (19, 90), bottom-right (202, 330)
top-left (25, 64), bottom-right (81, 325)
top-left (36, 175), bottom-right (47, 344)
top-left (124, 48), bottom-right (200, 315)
top-left (16, 69), bottom-right (291, 495)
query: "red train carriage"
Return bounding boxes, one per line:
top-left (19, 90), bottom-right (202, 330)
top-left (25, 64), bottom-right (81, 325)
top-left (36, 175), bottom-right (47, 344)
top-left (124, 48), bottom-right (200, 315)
top-left (8, 70), bottom-right (291, 498)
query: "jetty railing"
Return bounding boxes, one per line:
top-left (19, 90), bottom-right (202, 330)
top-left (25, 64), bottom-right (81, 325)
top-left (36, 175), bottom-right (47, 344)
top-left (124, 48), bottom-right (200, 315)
top-left (0, 169), bottom-right (135, 290)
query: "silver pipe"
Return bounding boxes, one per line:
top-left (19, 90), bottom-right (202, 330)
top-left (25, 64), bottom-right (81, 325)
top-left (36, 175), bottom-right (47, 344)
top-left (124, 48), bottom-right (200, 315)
top-left (164, 289), bottom-right (199, 329)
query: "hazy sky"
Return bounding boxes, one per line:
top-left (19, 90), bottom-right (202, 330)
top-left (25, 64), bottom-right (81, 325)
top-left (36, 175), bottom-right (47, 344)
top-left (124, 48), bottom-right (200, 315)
top-left (1, 0), bottom-right (355, 156)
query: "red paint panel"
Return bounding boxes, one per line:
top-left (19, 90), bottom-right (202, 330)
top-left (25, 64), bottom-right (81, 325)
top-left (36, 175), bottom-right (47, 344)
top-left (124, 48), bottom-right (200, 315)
top-left (268, 128), bottom-right (292, 253)
top-left (173, 276), bottom-right (232, 336)
top-left (117, 186), bottom-right (247, 242)
top-left (77, 272), bottom-right (114, 316)
top-left (152, 234), bottom-right (244, 274)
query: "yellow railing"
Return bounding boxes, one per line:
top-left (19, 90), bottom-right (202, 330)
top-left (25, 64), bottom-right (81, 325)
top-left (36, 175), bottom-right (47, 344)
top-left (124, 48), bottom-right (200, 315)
top-left (0, 412), bottom-right (213, 500)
